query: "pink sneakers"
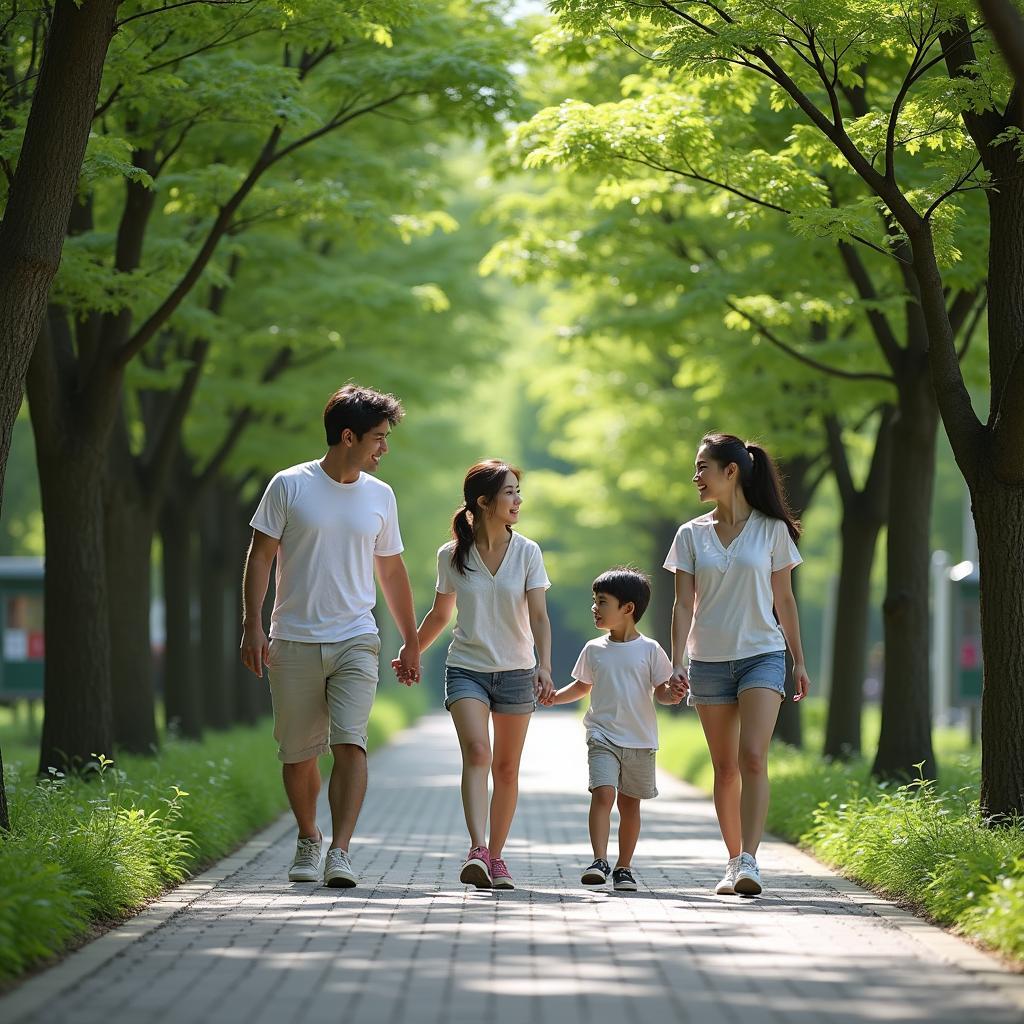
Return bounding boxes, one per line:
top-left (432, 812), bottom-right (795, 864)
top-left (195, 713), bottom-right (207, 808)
top-left (460, 846), bottom-right (492, 888)
top-left (490, 857), bottom-right (514, 890)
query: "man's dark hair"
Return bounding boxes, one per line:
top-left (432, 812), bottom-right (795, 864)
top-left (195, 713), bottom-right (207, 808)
top-left (323, 384), bottom-right (404, 445)
top-left (592, 566), bottom-right (652, 623)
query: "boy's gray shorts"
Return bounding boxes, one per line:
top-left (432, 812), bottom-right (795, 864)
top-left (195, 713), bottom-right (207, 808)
top-left (587, 735), bottom-right (658, 800)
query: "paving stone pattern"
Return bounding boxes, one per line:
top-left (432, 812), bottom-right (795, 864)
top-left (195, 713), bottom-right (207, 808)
top-left (4, 712), bottom-right (1021, 1024)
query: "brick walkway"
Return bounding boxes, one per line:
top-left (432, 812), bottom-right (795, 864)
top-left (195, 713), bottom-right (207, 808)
top-left (3, 712), bottom-right (1022, 1024)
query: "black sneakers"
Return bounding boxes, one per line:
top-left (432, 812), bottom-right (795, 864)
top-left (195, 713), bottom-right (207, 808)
top-left (581, 858), bottom-right (611, 885)
top-left (612, 866), bottom-right (637, 892)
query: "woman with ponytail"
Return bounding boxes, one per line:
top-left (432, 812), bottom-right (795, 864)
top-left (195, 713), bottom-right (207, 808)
top-left (400, 460), bottom-right (554, 889)
top-left (663, 433), bottom-right (809, 897)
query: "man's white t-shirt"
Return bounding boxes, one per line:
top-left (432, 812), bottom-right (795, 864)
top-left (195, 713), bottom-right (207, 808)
top-left (250, 461), bottom-right (403, 643)
top-left (663, 509), bottom-right (801, 661)
top-left (435, 531), bottom-right (550, 672)
top-left (572, 634), bottom-right (673, 749)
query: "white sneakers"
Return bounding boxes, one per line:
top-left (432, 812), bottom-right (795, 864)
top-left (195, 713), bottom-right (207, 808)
top-left (288, 831), bottom-right (323, 882)
top-left (288, 831), bottom-right (357, 888)
top-left (733, 852), bottom-right (762, 896)
top-left (716, 853), bottom-right (762, 896)
top-left (324, 847), bottom-right (357, 888)
top-left (715, 855), bottom-right (742, 895)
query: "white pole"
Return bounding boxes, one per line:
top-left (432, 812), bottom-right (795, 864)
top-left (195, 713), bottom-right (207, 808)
top-left (931, 550), bottom-right (951, 725)
top-left (819, 574), bottom-right (837, 701)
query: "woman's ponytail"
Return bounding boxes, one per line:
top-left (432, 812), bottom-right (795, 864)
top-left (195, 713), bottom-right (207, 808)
top-left (744, 443), bottom-right (801, 542)
top-left (450, 505), bottom-right (475, 575)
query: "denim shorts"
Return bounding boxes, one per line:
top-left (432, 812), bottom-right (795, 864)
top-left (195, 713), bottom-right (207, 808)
top-left (444, 664), bottom-right (536, 715)
top-left (687, 651), bottom-right (786, 706)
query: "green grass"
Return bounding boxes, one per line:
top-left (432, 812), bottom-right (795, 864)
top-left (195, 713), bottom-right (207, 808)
top-left (0, 683), bottom-right (426, 984)
top-left (657, 699), bottom-right (1024, 963)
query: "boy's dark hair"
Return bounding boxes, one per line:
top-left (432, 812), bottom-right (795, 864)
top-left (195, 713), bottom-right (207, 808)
top-left (324, 384), bottom-right (404, 445)
top-left (592, 566), bottom-right (652, 623)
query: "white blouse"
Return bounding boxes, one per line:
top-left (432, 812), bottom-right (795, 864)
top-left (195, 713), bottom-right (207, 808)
top-left (663, 510), bottom-right (801, 661)
top-left (436, 531), bottom-right (550, 672)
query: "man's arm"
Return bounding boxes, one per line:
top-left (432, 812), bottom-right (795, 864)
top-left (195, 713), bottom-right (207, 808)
top-left (375, 553), bottom-right (421, 684)
top-left (240, 529), bottom-right (279, 677)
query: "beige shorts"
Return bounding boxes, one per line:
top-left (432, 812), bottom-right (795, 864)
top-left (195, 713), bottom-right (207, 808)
top-left (266, 634), bottom-right (381, 763)
top-left (587, 735), bottom-right (658, 800)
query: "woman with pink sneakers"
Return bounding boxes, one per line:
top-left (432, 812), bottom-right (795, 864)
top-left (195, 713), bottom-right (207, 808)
top-left (402, 460), bottom-right (554, 889)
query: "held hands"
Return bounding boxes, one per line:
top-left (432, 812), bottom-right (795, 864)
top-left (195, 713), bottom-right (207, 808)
top-left (667, 670), bottom-right (689, 704)
top-left (391, 643), bottom-right (421, 686)
top-left (239, 623), bottom-right (269, 678)
top-left (534, 667), bottom-right (555, 706)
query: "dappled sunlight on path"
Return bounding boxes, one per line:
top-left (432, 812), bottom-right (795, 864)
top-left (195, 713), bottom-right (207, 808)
top-left (2, 713), bottom-right (1020, 1024)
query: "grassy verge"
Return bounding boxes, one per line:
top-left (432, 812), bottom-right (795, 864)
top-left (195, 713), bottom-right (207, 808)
top-left (0, 683), bottom-right (426, 984)
top-left (657, 699), bottom-right (1024, 963)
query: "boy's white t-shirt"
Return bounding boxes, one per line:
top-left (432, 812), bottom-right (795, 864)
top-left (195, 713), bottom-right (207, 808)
top-left (572, 634), bottom-right (674, 750)
top-left (662, 509), bottom-right (801, 662)
top-left (435, 531), bottom-right (550, 672)
top-left (250, 461), bottom-right (403, 643)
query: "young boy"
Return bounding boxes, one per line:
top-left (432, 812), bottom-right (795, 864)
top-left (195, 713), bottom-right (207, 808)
top-left (544, 567), bottom-right (685, 891)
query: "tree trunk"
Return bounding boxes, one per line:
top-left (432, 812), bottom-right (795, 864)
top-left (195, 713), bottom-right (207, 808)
top-left (199, 488), bottom-right (232, 730)
top-left (36, 444), bottom-right (113, 772)
top-left (974, 147), bottom-right (1024, 818)
top-left (974, 476), bottom-right (1024, 818)
top-left (104, 442), bottom-right (159, 754)
top-left (872, 371), bottom-right (939, 780)
top-left (160, 493), bottom-right (202, 740)
top-left (0, 0), bottom-right (120, 517)
top-left (823, 514), bottom-right (883, 760)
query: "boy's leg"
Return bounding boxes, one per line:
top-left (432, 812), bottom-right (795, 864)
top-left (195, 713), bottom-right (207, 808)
top-left (615, 793), bottom-right (641, 867)
top-left (587, 737), bottom-right (621, 861)
top-left (589, 786), bottom-right (616, 860)
top-left (324, 634), bottom-right (381, 851)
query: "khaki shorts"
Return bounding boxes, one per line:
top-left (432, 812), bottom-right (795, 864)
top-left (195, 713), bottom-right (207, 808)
top-left (266, 634), bottom-right (380, 763)
top-left (587, 735), bottom-right (658, 800)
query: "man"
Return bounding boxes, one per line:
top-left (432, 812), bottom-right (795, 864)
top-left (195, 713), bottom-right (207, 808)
top-left (240, 383), bottom-right (420, 887)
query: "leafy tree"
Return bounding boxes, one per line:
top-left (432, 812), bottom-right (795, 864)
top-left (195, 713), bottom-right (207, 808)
top-left (19, 0), bottom-right (519, 771)
top-left (536, 2), bottom-right (1005, 797)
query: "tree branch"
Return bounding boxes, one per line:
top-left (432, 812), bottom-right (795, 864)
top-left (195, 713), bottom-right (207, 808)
top-left (723, 298), bottom-right (896, 385)
top-left (837, 241), bottom-right (905, 371)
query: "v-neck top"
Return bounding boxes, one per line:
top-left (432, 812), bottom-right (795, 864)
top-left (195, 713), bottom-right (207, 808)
top-left (436, 531), bottom-right (551, 672)
top-left (662, 510), bottom-right (802, 661)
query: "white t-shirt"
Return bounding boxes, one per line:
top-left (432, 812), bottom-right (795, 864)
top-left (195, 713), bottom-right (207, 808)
top-left (663, 509), bottom-right (801, 662)
top-left (435, 531), bottom-right (550, 672)
top-left (250, 461), bottom-right (403, 643)
top-left (572, 634), bottom-right (673, 749)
